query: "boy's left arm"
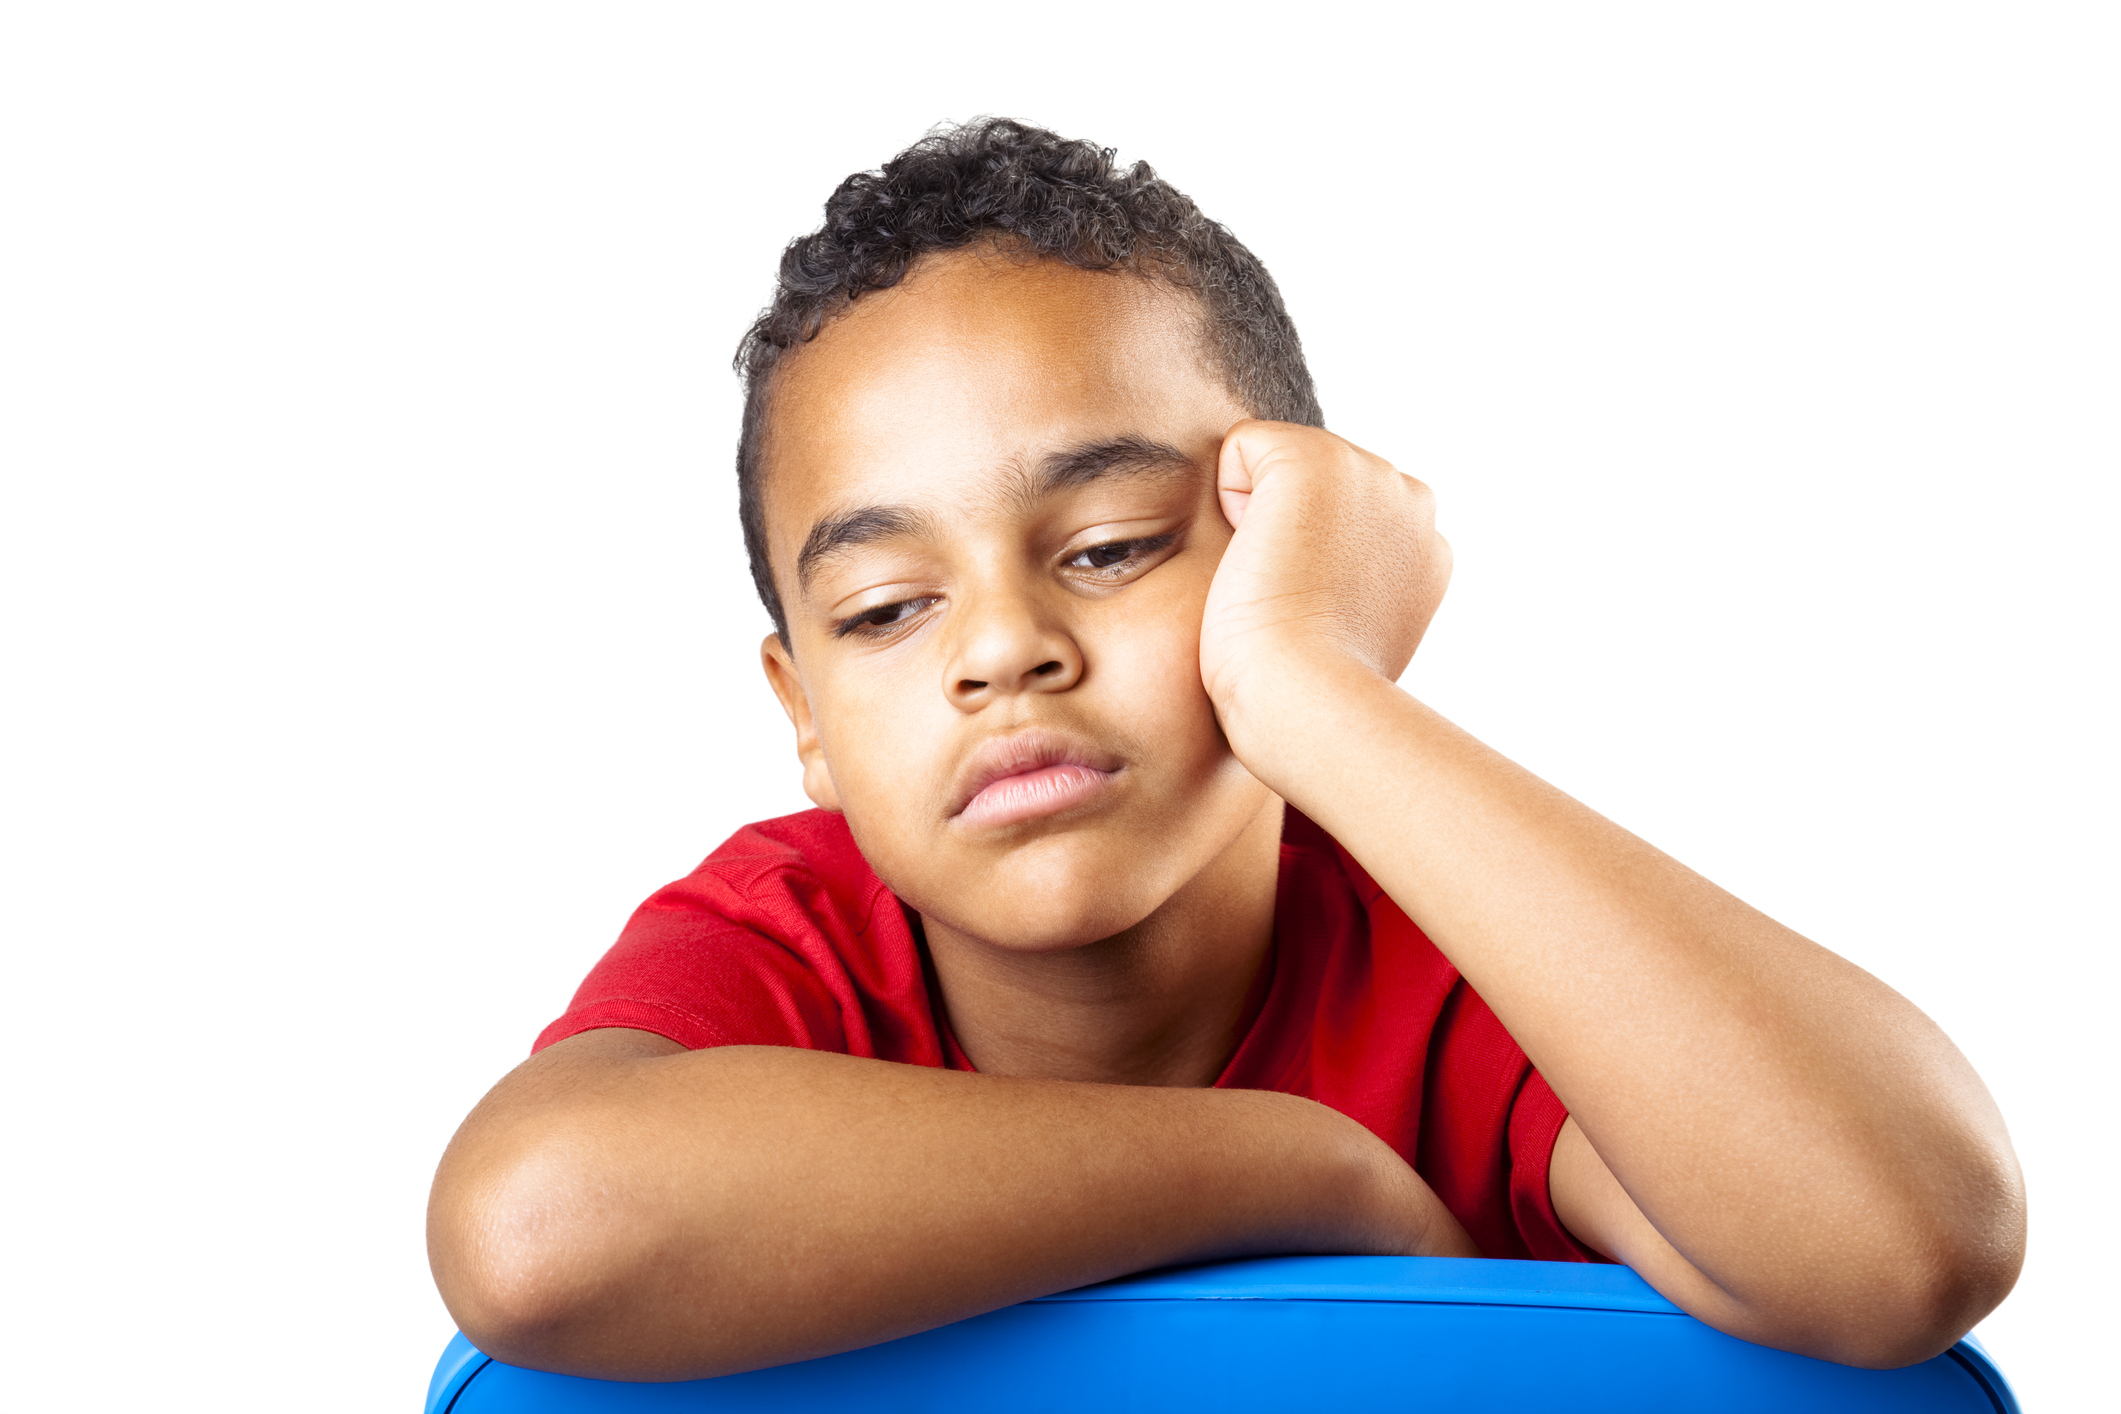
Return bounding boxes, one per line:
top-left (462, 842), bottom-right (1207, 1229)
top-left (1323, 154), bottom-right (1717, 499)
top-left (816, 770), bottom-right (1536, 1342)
top-left (1201, 421), bottom-right (2025, 1369)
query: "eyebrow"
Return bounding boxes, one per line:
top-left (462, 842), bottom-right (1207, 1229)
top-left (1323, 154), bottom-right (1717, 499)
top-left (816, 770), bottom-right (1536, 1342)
top-left (793, 436), bottom-right (1197, 589)
top-left (1030, 435), bottom-right (1195, 495)
top-left (795, 504), bottom-right (934, 588)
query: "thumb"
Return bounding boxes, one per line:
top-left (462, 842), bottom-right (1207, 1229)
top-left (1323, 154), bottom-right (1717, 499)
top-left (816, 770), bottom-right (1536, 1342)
top-left (1216, 420), bottom-right (1278, 529)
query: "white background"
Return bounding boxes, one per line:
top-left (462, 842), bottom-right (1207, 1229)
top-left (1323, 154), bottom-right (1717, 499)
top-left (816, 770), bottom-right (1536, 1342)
top-left (4, 4), bottom-right (2113, 1408)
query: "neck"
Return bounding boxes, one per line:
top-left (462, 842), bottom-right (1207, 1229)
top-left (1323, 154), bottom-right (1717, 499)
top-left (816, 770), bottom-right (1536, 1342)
top-left (921, 797), bottom-right (1284, 1087)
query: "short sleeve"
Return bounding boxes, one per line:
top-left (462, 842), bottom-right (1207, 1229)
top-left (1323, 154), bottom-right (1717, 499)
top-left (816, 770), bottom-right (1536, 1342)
top-left (530, 812), bottom-right (957, 1066)
top-left (533, 912), bottom-right (853, 1054)
top-left (1417, 980), bottom-right (1606, 1263)
top-left (1507, 1067), bottom-right (1605, 1263)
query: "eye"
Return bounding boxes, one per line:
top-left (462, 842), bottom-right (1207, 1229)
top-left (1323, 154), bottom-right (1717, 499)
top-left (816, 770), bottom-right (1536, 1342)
top-left (833, 596), bottom-right (937, 640)
top-left (1064, 532), bottom-right (1177, 577)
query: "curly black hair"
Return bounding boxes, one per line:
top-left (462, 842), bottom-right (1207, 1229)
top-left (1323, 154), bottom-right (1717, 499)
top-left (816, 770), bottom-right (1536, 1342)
top-left (735, 118), bottom-right (1323, 638)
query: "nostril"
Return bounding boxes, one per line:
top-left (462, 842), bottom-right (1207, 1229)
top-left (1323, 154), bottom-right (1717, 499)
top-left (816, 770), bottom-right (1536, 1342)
top-left (958, 679), bottom-right (988, 693)
top-left (1032, 661), bottom-right (1062, 677)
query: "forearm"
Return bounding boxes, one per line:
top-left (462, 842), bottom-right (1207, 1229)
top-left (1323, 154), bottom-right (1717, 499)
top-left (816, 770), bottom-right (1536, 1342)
top-left (1221, 655), bottom-right (2023, 1361)
top-left (429, 1030), bottom-right (1470, 1380)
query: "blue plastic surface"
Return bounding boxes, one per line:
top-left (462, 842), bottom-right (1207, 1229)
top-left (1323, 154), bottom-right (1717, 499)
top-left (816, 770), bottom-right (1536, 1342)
top-left (424, 1255), bottom-right (2020, 1413)
top-left (428, 1331), bottom-right (490, 1414)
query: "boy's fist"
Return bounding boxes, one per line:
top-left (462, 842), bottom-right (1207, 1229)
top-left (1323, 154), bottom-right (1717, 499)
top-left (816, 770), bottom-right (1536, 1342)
top-left (1199, 421), bottom-right (1451, 718)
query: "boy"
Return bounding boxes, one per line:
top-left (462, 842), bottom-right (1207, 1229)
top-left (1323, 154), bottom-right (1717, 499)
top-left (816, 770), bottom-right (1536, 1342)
top-left (427, 120), bottom-right (2024, 1381)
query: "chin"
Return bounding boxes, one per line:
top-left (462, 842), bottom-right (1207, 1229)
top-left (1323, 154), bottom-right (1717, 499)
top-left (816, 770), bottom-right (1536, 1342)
top-left (969, 898), bottom-right (1157, 952)
top-left (886, 837), bottom-right (1187, 953)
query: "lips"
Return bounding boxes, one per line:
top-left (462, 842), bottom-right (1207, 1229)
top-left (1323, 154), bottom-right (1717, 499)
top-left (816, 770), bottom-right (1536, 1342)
top-left (950, 729), bottom-right (1121, 830)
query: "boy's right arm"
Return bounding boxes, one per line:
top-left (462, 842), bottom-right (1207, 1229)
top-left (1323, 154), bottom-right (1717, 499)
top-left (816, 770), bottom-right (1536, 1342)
top-left (428, 1028), bottom-right (1473, 1381)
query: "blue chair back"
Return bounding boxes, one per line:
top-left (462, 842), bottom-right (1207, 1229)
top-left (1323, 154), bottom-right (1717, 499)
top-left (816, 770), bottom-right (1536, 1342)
top-left (426, 1256), bottom-right (2019, 1412)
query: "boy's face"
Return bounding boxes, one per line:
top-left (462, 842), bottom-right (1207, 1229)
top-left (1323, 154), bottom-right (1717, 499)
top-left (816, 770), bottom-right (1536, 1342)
top-left (758, 250), bottom-right (1277, 952)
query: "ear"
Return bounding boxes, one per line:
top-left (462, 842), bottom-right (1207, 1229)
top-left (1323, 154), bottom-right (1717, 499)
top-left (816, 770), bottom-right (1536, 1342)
top-left (760, 634), bottom-right (843, 814)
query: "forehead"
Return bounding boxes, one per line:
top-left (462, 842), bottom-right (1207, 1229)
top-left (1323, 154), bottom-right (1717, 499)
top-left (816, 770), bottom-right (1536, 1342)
top-left (759, 251), bottom-right (1241, 562)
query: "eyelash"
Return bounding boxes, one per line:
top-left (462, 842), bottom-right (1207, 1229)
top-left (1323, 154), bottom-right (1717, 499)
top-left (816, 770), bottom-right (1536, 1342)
top-left (830, 533), bottom-right (1178, 640)
top-left (1066, 531), bottom-right (1177, 576)
top-left (833, 596), bottom-right (938, 640)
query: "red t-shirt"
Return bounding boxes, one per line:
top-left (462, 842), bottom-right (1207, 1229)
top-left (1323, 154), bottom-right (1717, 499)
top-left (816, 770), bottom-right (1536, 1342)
top-left (537, 807), bottom-right (1598, 1264)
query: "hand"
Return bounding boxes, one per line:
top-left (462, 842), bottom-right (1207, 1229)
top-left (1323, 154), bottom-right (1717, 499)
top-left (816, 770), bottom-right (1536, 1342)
top-left (1263, 1085), bottom-right (1478, 1260)
top-left (1198, 421), bottom-right (1451, 725)
top-left (1336, 1120), bottom-right (1481, 1259)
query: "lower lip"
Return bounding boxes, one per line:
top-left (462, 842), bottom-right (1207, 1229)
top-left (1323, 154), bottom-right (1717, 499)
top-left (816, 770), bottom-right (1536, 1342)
top-left (958, 763), bottom-right (1114, 829)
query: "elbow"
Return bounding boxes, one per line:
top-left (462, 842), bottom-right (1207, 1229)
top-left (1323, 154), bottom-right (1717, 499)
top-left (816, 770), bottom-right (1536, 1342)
top-left (437, 1263), bottom-right (585, 1373)
top-left (1816, 1244), bottom-right (2024, 1369)
top-left (1867, 1216), bottom-right (2025, 1369)
top-left (427, 1134), bottom-right (670, 1374)
top-left (428, 1149), bottom-right (594, 1368)
top-left (430, 1238), bottom-right (589, 1372)
top-left (1780, 1168), bottom-right (2028, 1369)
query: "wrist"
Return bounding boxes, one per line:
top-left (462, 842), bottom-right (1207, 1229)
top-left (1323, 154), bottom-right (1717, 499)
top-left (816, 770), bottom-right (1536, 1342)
top-left (1209, 644), bottom-right (1396, 797)
top-left (1257, 1091), bottom-right (1474, 1258)
top-left (1194, 1089), bottom-right (1379, 1252)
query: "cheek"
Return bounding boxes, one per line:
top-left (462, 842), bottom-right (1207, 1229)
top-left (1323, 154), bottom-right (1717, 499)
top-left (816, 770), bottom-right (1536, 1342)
top-left (811, 653), bottom-right (950, 818)
top-left (1090, 580), bottom-right (1224, 758)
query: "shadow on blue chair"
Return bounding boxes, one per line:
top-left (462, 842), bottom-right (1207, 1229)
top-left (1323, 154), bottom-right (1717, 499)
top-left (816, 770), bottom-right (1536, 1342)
top-left (425, 1256), bottom-right (2020, 1413)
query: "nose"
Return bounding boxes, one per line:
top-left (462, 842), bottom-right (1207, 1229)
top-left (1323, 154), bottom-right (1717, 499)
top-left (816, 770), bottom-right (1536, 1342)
top-left (943, 588), bottom-right (1084, 711)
